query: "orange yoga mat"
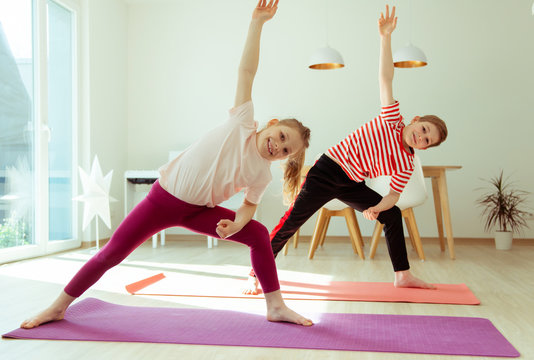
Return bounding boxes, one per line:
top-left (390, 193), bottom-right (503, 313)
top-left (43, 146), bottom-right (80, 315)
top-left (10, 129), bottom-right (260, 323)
top-left (125, 273), bottom-right (480, 305)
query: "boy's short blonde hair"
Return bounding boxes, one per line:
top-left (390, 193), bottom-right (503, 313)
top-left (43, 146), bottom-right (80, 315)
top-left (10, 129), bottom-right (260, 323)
top-left (420, 115), bottom-right (447, 148)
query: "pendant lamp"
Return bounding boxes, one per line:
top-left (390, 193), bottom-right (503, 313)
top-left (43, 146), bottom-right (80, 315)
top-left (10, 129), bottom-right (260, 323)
top-left (393, 0), bottom-right (427, 68)
top-left (309, 46), bottom-right (344, 70)
top-left (393, 43), bottom-right (427, 68)
top-left (308, 0), bottom-right (344, 70)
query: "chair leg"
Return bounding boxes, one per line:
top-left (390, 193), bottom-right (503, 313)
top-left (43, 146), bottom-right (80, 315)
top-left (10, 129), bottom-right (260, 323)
top-left (284, 229), bottom-right (301, 255)
top-left (403, 208), bottom-right (425, 261)
top-left (404, 219), bottom-right (416, 249)
top-left (369, 221), bottom-right (384, 259)
top-left (293, 229), bottom-right (300, 248)
top-left (343, 208), bottom-right (365, 259)
top-left (319, 217), bottom-right (331, 246)
top-left (309, 208), bottom-right (328, 259)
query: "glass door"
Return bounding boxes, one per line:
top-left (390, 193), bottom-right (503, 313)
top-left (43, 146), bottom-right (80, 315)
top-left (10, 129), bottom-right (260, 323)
top-left (0, 0), bottom-right (79, 263)
top-left (47, 0), bottom-right (77, 249)
top-left (0, 0), bottom-right (36, 260)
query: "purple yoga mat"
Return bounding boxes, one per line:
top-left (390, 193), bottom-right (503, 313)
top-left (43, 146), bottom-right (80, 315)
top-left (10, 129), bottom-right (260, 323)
top-left (3, 298), bottom-right (519, 357)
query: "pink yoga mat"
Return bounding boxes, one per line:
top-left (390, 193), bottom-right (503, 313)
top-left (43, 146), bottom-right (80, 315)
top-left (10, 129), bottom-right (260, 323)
top-left (125, 273), bottom-right (480, 305)
top-left (3, 298), bottom-right (518, 357)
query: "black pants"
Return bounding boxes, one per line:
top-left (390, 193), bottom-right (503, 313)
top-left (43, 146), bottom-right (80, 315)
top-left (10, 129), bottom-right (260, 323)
top-left (270, 154), bottom-right (410, 272)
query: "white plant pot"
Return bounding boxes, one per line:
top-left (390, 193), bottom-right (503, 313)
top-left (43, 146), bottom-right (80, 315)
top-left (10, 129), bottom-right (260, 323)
top-left (494, 231), bottom-right (513, 250)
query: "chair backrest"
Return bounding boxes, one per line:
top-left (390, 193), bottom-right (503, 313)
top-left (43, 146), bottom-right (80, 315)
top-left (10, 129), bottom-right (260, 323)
top-left (366, 155), bottom-right (427, 210)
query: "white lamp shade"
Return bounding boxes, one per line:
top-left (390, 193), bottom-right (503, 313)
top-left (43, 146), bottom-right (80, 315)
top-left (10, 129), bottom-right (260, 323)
top-left (393, 44), bottom-right (428, 68)
top-left (308, 46), bottom-right (345, 70)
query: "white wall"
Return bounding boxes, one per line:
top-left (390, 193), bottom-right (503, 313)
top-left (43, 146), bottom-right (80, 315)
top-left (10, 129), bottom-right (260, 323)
top-left (84, 0), bottom-right (128, 240)
top-left (98, 0), bottom-right (534, 239)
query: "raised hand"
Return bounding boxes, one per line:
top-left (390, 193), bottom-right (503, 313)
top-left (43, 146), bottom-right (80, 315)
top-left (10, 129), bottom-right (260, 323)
top-left (252, 0), bottom-right (279, 23)
top-left (378, 5), bottom-right (397, 36)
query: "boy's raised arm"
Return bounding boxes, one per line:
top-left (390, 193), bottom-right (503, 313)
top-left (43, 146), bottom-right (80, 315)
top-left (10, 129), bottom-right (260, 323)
top-left (378, 5), bottom-right (397, 107)
top-left (234, 0), bottom-right (279, 108)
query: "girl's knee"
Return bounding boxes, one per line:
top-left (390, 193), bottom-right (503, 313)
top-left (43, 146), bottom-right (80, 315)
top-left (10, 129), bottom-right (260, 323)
top-left (92, 249), bottom-right (125, 269)
top-left (241, 220), bottom-right (271, 249)
top-left (246, 220), bottom-right (269, 238)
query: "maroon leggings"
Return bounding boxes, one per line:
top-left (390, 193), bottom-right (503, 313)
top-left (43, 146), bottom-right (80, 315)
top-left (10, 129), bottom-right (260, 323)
top-left (64, 180), bottom-right (280, 297)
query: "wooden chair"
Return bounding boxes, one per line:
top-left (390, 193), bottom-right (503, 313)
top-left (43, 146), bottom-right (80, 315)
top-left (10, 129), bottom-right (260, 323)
top-left (281, 159), bottom-right (365, 260)
top-left (308, 198), bottom-right (365, 260)
top-left (366, 155), bottom-right (428, 261)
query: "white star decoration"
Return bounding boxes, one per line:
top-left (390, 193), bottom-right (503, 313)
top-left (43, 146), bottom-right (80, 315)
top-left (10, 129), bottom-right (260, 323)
top-left (74, 156), bottom-right (117, 230)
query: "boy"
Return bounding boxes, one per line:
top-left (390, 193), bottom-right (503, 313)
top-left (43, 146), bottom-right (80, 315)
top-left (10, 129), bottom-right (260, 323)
top-left (245, 5), bottom-right (447, 295)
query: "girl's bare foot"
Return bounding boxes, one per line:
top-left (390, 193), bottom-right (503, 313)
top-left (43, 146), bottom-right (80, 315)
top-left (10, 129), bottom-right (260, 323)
top-left (266, 304), bottom-right (313, 326)
top-left (263, 289), bottom-right (313, 326)
top-left (20, 306), bottom-right (66, 329)
top-left (20, 291), bottom-right (76, 329)
top-left (394, 270), bottom-right (436, 289)
top-left (242, 275), bottom-right (259, 295)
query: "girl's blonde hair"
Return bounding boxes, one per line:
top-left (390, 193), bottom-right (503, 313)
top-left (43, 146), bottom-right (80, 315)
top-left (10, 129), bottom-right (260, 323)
top-left (278, 118), bottom-right (311, 205)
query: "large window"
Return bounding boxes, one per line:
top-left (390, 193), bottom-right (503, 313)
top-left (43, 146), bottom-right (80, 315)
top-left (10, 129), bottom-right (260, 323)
top-left (48, 0), bottom-right (75, 242)
top-left (0, 0), bottom-right (79, 263)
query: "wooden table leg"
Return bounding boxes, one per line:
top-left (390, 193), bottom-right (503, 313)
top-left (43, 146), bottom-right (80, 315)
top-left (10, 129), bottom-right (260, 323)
top-left (437, 171), bottom-right (456, 260)
top-left (431, 177), bottom-right (445, 251)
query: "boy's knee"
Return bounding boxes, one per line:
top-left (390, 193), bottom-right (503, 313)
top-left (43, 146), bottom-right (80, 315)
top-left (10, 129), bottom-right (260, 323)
top-left (378, 205), bottom-right (402, 223)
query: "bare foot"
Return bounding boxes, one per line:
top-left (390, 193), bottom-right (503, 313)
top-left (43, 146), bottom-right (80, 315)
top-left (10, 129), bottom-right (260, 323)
top-left (20, 291), bottom-right (76, 329)
top-left (242, 275), bottom-right (259, 295)
top-left (20, 306), bottom-right (66, 329)
top-left (394, 270), bottom-right (436, 289)
top-left (267, 305), bottom-right (313, 326)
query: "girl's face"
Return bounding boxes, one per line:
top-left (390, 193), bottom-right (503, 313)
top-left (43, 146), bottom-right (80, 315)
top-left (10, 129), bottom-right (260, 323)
top-left (256, 122), bottom-right (304, 161)
top-left (403, 118), bottom-right (440, 150)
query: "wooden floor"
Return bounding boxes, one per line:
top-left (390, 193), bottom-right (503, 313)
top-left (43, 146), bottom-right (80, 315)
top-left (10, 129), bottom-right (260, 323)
top-left (1, 236), bottom-right (532, 360)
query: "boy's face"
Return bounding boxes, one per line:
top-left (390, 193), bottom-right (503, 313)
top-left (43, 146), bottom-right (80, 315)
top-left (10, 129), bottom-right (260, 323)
top-left (403, 117), bottom-right (440, 150)
top-left (256, 121), bottom-right (304, 161)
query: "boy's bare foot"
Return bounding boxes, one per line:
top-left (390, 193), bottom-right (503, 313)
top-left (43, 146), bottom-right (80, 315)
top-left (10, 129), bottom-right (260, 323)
top-left (20, 306), bottom-right (66, 329)
top-left (267, 305), bottom-right (313, 326)
top-left (394, 270), bottom-right (436, 289)
top-left (242, 275), bottom-right (259, 295)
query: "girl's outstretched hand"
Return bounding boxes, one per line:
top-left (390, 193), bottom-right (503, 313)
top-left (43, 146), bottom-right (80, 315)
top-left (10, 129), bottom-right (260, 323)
top-left (252, 0), bottom-right (279, 23)
top-left (378, 5), bottom-right (397, 36)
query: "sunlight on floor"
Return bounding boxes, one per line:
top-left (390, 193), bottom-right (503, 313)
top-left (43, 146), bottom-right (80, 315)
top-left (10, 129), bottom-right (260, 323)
top-left (0, 248), bottom-right (335, 317)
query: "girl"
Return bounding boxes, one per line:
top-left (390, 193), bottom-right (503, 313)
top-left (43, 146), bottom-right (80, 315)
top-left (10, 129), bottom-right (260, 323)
top-left (22, 0), bottom-right (313, 328)
top-left (245, 5), bottom-right (448, 295)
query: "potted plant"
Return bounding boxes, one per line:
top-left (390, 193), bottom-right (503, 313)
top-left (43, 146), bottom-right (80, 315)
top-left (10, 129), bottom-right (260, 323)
top-left (476, 171), bottom-right (530, 250)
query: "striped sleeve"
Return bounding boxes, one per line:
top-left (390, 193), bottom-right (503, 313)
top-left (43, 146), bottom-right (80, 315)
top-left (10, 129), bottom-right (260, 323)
top-left (380, 101), bottom-right (402, 127)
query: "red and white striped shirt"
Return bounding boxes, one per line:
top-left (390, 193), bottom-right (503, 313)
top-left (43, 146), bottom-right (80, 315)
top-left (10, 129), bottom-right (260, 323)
top-left (327, 102), bottom-right (414, 193)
